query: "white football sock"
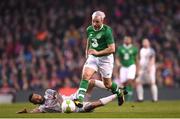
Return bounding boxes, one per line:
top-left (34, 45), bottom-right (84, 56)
top-left (151, 84), bottom-right (158, 101)
top-left (94, 80), bottom-right (106, 89)
top-left (99, 94), bottom-right (117, 105)
top-left (136, 84), bottom-right (144, 100)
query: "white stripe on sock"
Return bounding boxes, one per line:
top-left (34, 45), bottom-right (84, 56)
top-left (78, 88), bottom-right (87, 92)
top-left (78, 94), bottom-right (85, 98)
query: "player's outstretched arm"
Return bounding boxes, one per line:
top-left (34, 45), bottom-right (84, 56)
top-left (16, 108), bottom-right (28, 114)
top-left (16, 107), bottom-right (42, 114)
top-left (85, 40), bottom-right (90, 58)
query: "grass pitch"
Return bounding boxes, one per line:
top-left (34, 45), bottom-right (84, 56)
top-left (0, 100), bottom-right (180, 118)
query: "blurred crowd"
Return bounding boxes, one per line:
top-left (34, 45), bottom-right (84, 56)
top-left (0, 0), bottom-right (179, 93)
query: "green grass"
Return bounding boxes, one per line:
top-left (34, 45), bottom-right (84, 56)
top-left (0, 100), bottom-right (180, 118)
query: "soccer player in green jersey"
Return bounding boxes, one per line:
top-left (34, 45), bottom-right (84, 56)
top-left (74, 11), bottom-right (125, 107)
top-left (115, 36), bottom-right (138, 101)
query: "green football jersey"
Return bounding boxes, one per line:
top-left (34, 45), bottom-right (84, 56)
top-left (86, 25), bottom-right (114, 56)
top-left (117, 44), bottom-right (138, 67)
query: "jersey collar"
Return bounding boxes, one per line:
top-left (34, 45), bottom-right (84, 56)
top-left (123, 44), bottom-right (132, 49)
top-left (93, 24), bottom-right (104, 31)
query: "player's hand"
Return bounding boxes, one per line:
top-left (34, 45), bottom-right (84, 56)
top-left (88, 49), bottom-right (99, 55)
top-left (16, 108), bottom-right (28, 114)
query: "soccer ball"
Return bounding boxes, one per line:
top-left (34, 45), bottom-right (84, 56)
top-left (61, 99), bottom-right (76, 113)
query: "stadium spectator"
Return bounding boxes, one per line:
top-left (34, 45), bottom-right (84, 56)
top-left (0, 0), bottom-right (179, 94)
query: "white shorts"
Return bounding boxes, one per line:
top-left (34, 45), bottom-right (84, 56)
top-left (136, 65), bottom-right (156, 84)
top-left (83, 54), bottom-right (114, 78)
top-left (119, 64), bottom-right (136, 84)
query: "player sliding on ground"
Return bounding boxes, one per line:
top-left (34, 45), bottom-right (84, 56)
top-left (16, 80), bottom-right (127, 113)
top-left (74, 10), bottom-right (125, 108)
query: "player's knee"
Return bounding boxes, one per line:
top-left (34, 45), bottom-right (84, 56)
top-left (82, 69), bottom-right (95, 80)
top-left (89, 79), bottom-right (95, 86)
top-left (104, 83), bottom-right (111, 89)
top-left (82, 72), bottom-right (92, 80)
top-left (151, 82), bottom-right (156, 86)
top-left (136, 81), bottom-right (142, 87)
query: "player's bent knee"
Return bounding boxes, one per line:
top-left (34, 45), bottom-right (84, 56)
top-left (89, 79), bottom-right (95, 86)
top-left (103, 78), bottom-right (112, 89)
top-left (82, 68), bottom-right (95, 79)
top-left (104, 83), bottom-right (111, 89)
top-left (82, 73), bottom-right (92, 80)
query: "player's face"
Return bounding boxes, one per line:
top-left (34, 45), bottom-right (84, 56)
top-left (92, 16), bottom-right (103, 30)
top-left (124, 37), bottom-right (132, 45)
top-left (31, 94), bottom-right (44, 104)
top-left (143, 39), bottom-right (150, 48)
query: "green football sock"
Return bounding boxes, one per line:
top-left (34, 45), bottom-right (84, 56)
top-left (77, 79), bottom-right (89, 102)
top-left (111, 82), bottom-right (121, 96)
top-left (125, 85), bottom-right (133, 101)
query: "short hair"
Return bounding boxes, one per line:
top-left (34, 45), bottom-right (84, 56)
top-left (143, 38), bottom-right (149, 41)
top-left (92, 11), bottom-right (106, 20)
top-left (28, 93), bottom-right (34, 103)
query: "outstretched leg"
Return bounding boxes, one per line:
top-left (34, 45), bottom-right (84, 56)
top-left (84, 94), bottom-right (117, 112)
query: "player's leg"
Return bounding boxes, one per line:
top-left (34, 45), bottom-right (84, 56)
top-left (119, 66), bottom-right (128, 87)
top-left (103, 78), bottom-right (124, 106)
top-left (100, 66), bottom-right (125, 105)
top-left (86, 79), bottom-right (106, 96)
top-left (150, 66), bottom-right (158, 102)
top-left (125, 64), bottom-right (136, 101)
top-left (85, 79), bottom-right (112, 101)
top-left (93, 79), bottom-right (106, 89)
top-left (86, 79), bottom-right (114, 101)
top-left (84, 94), bottom-right (117, 112)
top-left (75, 56), bottom-right (98, 107)
top-left (87, 79), bottom-right (128, 97)
top-left (99, 55), bottom-right (124, 106)
top-left (136, 69), bottom-right (144, 102)
top-left (85, 79), bottom-right (95, 101)
top-left (136, 82), bottom-right (144, 102)
top-left (77, 67), bottom-right (95, 102)
top-left (118, 66), bottom-right (132, 101)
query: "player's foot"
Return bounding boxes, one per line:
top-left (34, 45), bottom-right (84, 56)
top-left (122, 87), bottom-right (128, 95)
top-left (73, 99), bottom-right (83, 108)
top-left (119, 87), bottom-right (128, 95)
top-left (152, 100), bottom-right (158, 103)
top-left (117, 89), bottom-right (125, 106)
top-left (136, 99), bottom-right (144, 102)
top-left (84, 103), bottom-right (94, 112)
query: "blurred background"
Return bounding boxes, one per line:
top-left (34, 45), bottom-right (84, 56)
top-left (0, 0), bottom-right (179, 103)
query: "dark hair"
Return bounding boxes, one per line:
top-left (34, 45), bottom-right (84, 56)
top-left (28, 93), bottom-right (34, 103)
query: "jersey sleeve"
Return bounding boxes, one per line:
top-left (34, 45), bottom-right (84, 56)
top-left (134, 47), bottom-right (138, 57)
top-left (105, 27), bottom-right (114, 45)
top-left (86, 26), bottom-right (91, 41)
top-left (38, 105), bottom-right (60, 113)
top-left (116, 46), bottom-right (121, 57)
top-left (150, 48), bottom-right (155, 57)
top-left (38, 105), bottom-right (46, 112)
top-left (44, 89), bottom-right (56, 99)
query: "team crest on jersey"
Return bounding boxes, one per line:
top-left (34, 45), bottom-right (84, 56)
top-left (129, 50), bottom-right (133, 54)
top-left (96, 33), bottom-right (102, 39)
top-left (89, 32), bottom-right (94, 37)
top-left (121, 49), bottom-right (125, 53)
